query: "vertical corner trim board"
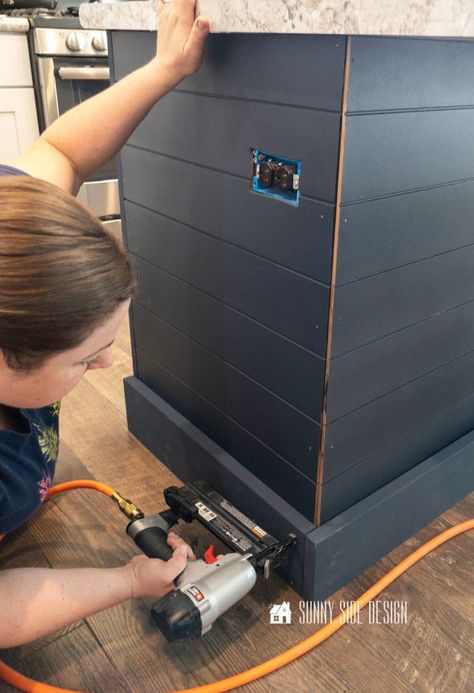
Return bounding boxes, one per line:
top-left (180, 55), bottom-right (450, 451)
top-left (314, 36), bottom-right (352, 527)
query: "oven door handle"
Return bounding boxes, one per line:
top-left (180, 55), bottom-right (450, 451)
top-left (57, 66), bottom-right (110, 81)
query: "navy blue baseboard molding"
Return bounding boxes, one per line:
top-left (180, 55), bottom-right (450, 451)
top-left (124, 375), bottom-right (474, 600)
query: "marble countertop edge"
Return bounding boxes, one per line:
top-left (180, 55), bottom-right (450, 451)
top-left (79, 0), bottom-right (474, 37)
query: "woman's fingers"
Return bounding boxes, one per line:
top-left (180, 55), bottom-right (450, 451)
top-left (155, 0), bottom-right (210, 80)
top-left (183, 16), bottom-right (211, 70)
top-left (167, 531), bottom-right (196, 560)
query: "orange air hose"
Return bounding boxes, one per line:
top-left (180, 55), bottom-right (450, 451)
top-left (46, 479), bottom-right (117, 500)
top-left (0, 480), bottom-right (472, 693)
top-left (0, 483), bottom-right (114, 545)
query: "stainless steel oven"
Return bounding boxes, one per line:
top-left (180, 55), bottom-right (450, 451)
top-left (33, 26), bottom-right (120, 230)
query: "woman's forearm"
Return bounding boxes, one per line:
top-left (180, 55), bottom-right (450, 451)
top-left (0, 538), bottom-right (189, 648)
top-left (41, 59), bottom-right (179, 184)
top-left (0, 565), bottom-right (132, 648)
top-left (41, 0), bottom-right (209, 185)
top-left (8, 1), bottom-right (209, 191)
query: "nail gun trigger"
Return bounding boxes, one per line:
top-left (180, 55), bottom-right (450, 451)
top-left (204, 544), bottom-right (218, 564)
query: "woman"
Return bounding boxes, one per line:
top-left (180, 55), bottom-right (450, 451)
top-left (0, 0), bottom-right (209, 648)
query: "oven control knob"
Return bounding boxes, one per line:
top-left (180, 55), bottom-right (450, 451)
top-left (91, 33), bottom-right (107, 52)
top-left (66, 32), bottom-right (86, 52)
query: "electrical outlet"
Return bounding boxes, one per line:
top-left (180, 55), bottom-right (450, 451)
top-left (250, 149), bottom-right (301, 206)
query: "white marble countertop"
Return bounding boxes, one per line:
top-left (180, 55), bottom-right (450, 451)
top-left (80, 0), bottom-right (474, 36)
top-left (0, 17), bottom-right (30, 33)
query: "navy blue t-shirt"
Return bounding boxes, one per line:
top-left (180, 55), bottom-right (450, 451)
top-left (0, 164), bottom-right (60, 534)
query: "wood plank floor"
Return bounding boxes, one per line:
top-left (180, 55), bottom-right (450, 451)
top-left (1, 315), bottom-right (473, 693)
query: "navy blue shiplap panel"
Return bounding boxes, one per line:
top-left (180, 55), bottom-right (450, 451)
top-left (336, 180), bottom-right (474, 285)
top-left (122, 151), bottom-right (330, 355)
top-left (112, 32), bottom-right (345, 112)
top-left (135, 349), bottom-right (317, 520)
top-left (125, 201), bottom-right (329, 355)
top-left (123, 198), bottom-right (333, 292)
top-left (133, 304), bottom-right (320, 477)
top-left (320, 389), bottom-right (474, 521)
top-left (123, 198), bottom-right (332, 293)
top-left (323, 348), bottom-right (474, 481)
top-left (111, 31), bottom-right (154, 78)
top-left (348, 37), bottom-right (474, 112)
top-left (130, 256), bottom-right (325, 419)
top-left (342, 110), bottom-right (474, 203)
top-left (331, 243), bottom-right (474, 356)
top-left (326, 299), bottom-right (474, 422)
top-left (126, 91), bottom-right (340, 203)
top-left (121, 152), bottom-right (333, 285)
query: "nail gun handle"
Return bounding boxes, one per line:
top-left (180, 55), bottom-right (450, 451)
top-left (133, 526), bottom-right (173, 561)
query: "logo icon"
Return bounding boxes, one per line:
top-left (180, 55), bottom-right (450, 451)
top-left (269, 601), bottom-right (292, 624)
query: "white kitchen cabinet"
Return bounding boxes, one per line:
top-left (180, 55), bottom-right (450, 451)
top-left (0, 88), bottom-right (39, 160)
top-left (0, 32), bottom-right (34, 86)
top-left (0, 31), bottom-right (39, 160)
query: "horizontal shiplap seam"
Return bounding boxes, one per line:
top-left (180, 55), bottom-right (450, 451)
top-left (326, 343), bottom-right (474, 426)
top-left (124, 142), bottom-right (337, 207)
top-left (123, 196), bottom-right (332, 290)
top-left (352, 35), bottom-right (474, 45)
top-left (336, 239), bottom-right (474, 288)
top-left (346, 104), bottom-right (474, 116)
top-left (331, 294), bottom-right (474, 361)
top-left (340, 174), bottom-right (474, 207)
top-left (136, 347), bottom-right (318, 486)
top-left (173, 85), bottom-right (343, 115)
top-left (133, 299), bottom-right (324, 425)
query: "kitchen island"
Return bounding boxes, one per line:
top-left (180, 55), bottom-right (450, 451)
top-left (80, 0), bottom-right (474, 599)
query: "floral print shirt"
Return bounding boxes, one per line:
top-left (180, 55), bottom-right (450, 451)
top-left (0, 402), bottom-right (61, 534)
top-left (0, 164), bottom-right (60, 534)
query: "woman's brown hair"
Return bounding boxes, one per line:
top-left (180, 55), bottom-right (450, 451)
top-left (0, 176), bottom-right (135, 371)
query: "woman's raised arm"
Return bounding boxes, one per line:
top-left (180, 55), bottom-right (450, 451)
top-left (7, 0), bottom-right (209, 194)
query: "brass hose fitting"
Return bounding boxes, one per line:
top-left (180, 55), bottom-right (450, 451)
top-left (111, 491), bottom-right (144, 522)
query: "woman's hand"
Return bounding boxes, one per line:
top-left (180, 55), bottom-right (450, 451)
top-left (126, 531), bottom-right (196, 599)
top-left (151, 0), bottom-right (210, 86)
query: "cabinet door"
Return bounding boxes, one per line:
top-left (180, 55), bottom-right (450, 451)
top-left (0, 33), bottom-right (33, 87)
top-left (0, 88), bottom-right (39, 160)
